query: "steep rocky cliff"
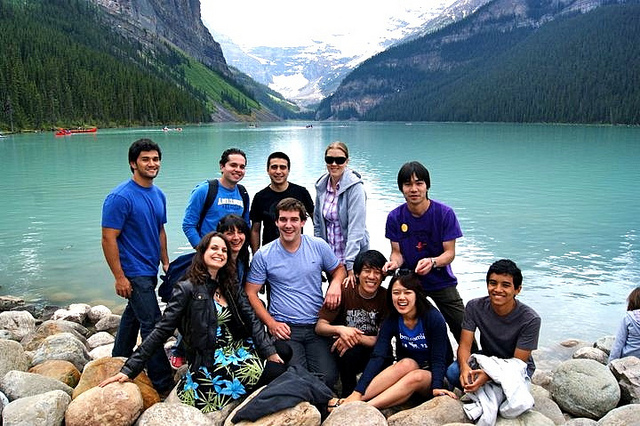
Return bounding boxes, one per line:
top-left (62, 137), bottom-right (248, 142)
top-left (93, 0), bottom-right (229, 75)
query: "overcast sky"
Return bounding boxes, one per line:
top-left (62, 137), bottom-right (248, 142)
top-left (200, 0), bottom-right (444, 48)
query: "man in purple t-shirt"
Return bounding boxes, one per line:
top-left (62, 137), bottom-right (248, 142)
top-left (383, 161), bottom-right (465, 342)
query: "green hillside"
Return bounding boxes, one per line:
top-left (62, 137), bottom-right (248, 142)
top-left (0, 0), bottom-right (265, 131)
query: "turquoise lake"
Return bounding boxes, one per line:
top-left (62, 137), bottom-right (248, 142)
top-left (1, 121), bottom-right (639, 348)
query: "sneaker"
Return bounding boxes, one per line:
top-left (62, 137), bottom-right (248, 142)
top-left (170, 355), bottom-right (185, 369)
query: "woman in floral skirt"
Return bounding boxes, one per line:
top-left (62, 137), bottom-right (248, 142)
top-left (100, 231), bottom-right (290, 412)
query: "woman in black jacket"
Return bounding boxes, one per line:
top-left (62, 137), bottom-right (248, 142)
top-left (100, 232), bottom-right (289, 412)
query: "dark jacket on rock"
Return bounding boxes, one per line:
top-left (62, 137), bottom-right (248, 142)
top-left (121, 278), bottom-right (276, 378)
top-left (231, 364), bottom-right (333, 423)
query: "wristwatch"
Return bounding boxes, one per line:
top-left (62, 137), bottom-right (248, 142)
top-left (431, 257), bottom-right (437, 268)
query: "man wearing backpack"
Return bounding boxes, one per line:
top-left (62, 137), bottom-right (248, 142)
top-left (182, 148), bottom-right (250, 248)
top-left (170, 147), bottom-right (250, 367)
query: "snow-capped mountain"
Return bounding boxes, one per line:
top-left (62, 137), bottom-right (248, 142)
top-left (206, 0), bottom-right (488, 107)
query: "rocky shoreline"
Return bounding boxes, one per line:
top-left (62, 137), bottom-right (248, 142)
top-left (1, 295), bottom-right (639, 425)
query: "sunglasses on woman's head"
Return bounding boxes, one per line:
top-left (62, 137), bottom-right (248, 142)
top-left (325, 156), bottom-right (347, 165)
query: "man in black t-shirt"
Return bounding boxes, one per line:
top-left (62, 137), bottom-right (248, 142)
top-left (250, 151), bottom-right (314, 253)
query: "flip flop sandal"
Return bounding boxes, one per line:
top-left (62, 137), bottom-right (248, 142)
top-left (327, 398), bottom-right (344, 412)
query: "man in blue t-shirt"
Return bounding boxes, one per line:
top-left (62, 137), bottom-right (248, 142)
top-left (246, 197), bottom-right (345, 388)
top-left (101, 138), bottom-right (173, 393)
top-left (182, 148), bottom-right (250, 248)
top-left (383, 161), bottom-right (465, 342)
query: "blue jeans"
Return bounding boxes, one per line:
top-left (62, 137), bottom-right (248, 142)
top-left (112, 276), bottom-right (173, 391)
top-left (446, 361), bottom-right (462, 390)
top-left (285, 324), bottom-right (338, 389)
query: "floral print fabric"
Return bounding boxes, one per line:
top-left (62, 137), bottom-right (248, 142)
top-left (177, 301), bottom-right (266, 412)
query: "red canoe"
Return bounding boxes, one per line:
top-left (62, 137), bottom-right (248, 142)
top-left (55, 127), bottom-right (97, 136)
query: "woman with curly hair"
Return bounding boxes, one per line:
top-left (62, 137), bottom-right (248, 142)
top-left (100, 232), bottom-right (290, 412)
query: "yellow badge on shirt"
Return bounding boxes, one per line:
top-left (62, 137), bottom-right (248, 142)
top-left (401, 223), bottom-right (408, 233)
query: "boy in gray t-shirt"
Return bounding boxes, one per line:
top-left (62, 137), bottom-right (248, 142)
top-left (451, 259), bottom-right (541, 392)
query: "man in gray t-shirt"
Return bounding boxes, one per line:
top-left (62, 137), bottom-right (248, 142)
top-left (454, 259), bottom-right (541, 392)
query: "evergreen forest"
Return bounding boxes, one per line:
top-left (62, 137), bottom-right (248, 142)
top-left (0, 0), bottom-right (263, 131)
top-left (319, 2), bottom-right (640, 125)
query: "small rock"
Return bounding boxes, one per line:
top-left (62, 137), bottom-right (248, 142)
top-left (608, 356), bottom-right (640, 404)
top-left (225, 393), bottom-right (320, 426)
top-left (87, 305), bottom-right (112, 324)
top-left (65, 382), bottom-right (143, 426)
top-left (572, 347), bottom-right (608, 365)
top-left (0, 390), bottom-right (9, 415)
top-left (531, 390), bottom-right (564, 425)
top-left (52, 304), bottom-right (90, 324)
top-left (324, 401), bottom-right (387, 426)
top-left (0, 370), bottom-right (73, 401)
top-left (2, 389), bottom-right (70, 426)
top-left (594, 336), bottom-right (615, 356)
top-left (95, 314), bottom-right (122, 333)
top-left (87, 331), bottom-right (115, 350)
top-left (495, 410), bottom-right (555, 425)
top-left (21, 320), bottom-right (89, 351)
top-left (0, 340), bottom-right (29, 378)
top-left (89, 343), bottom-right (115, 360)
top-left (596, 403), bottom-right (640, 425)
top-left (387, 395), bottom-right (468, 425)
top-left (0, 296), bottom-right (24, 311)
top-left (134, 402), bottom-right (211, 425)
top-left (29, 359), bottom-right (81, 388)
top-left (0, 310), bottom-right (36, 340)
top-left (31, 332), bottom-right (90, 371)
top-left (564, 419), bottom-right (597, 426)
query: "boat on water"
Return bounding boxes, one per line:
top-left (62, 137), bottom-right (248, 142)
top-left (162, 126), bottom-right (182, 132)
top-left (55, 127), bottom-right (97, 136)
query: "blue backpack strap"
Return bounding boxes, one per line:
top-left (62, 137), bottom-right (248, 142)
top-left (197, 179), bottom-right (219, 233)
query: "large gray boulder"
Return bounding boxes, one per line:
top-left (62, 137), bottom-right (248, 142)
top-left (596, 403), bottom-right (640, 425)
top-left (0, 310), bottom-right (36, 340)
top-left (0, 370), bottom-right (73, 401)
top-left (324, 401), bottom-right (387, 426)
top-left (2, 389), bottom-right (70, 426)
top-left (134, 402), bottom-right (211, 425)
top-left (0, 340), bottom-right (29, 378)
top-left (550, 359), bottom-right (620, 419)
top-left (387, 396), bottom-right (469, 425)
top-left (608, 356), bottom-right (640, 404)
top-left (31, 332), bottom-right (90, 371)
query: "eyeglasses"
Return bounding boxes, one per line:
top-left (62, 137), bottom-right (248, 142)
top-left (325, 156), bottom-right (347, 165)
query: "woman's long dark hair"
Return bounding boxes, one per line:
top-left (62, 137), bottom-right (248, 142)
top-left (186, 232), bottom-right (238, 299)
top-left (216, 214), bottom-right (250, 268)
top-left (386, 271), bottom-right (433, 318)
